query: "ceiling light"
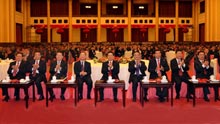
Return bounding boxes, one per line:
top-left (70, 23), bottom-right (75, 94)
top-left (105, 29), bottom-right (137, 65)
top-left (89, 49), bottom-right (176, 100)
top-left (85, 6), bottom-right (91, 9)
top-left (139, 6), bottom-right (144, 9)
top-left (112, 6), bottom-right (118, 9)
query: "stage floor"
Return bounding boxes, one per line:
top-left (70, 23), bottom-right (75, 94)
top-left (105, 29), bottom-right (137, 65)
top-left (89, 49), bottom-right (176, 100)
top-left (1, 98), bottom-right (220, 124)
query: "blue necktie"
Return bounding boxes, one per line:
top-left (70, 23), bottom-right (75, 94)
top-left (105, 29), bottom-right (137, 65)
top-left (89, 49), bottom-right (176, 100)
top-left (136, 63), bottom-right (140, 76)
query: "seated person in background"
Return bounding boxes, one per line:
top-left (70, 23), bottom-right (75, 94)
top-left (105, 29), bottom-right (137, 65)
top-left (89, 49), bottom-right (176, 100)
top-left (148, 50), bottom-right (170, 102)
top-left (48, 51), bottom-right (67, 101)
top-left (99, 52), bottom-right (120, 102)
top-left (170, 50), bottom-right (194, 99)
top-left (74, 52), bottom-right (93, 100)
top-left (194, 51), bottom-right (219, 101)
top-left (2, 52), bottom-right (27, 102)
top-left (128, 51), bottom-right (148, 102)
top-left (28, 51), bottom-right (47, 101)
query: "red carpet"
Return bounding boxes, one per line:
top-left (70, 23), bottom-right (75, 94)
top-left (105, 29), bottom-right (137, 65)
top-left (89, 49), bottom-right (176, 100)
top-left (1, 98), bottom-right (220, 124)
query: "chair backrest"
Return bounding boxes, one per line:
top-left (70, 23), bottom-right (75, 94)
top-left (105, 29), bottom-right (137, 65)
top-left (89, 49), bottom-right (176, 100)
top-left (143, 60), bottom-right (150, 79)
top-left (72, 61), bottom-right (75, 75)
top-left (166, 51), bottom-right (176, 67)
top-left (124, 51), bottom-right (132, 58)
top-left (95, 51), bottom-right (103, 59)
top-left (210, 58), bottom-right (218, 79)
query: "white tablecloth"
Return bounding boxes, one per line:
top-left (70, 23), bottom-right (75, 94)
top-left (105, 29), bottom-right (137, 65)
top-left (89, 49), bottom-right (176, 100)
top-left (0, 60), bottom-right (11, 80)
top-left (73, 60), bottom-right (150, 90)
top-left (2, 58), bottom-right (219, 99)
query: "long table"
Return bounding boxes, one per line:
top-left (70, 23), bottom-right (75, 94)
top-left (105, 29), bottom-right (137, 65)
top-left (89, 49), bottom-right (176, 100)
top-left (46, 81), bottom-right (78, 107)
top-left (140, 80), bottom-right (173, 107)
top-left (188, 79), bottom-right (220, 107)
top-left (94, 80), bottom-right (126, 107)
top-left (0, 80), bottom-right (35, 109)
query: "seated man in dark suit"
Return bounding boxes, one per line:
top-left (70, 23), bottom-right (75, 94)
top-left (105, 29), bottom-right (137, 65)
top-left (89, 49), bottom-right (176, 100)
top-left (194, 51), bottom-right (219, 101)
top-left (148, 50), bottom-right (170, 102)
top-left (128, 51), bottom-right (148, 102)
top-left (171, 50), bottom-right (194, 99)
top-left (2, 52), bottom-right (27, 102)
top-left (28, 51), bottom-right (47, 101)
top-left (99, 52), bottom-right (120, 102)
top-left (89, 47), bottom-right (96, 59)
top-left (74, 52), bottom-right (93, 100)
top-left (49, 51), bottom-right (67, 101)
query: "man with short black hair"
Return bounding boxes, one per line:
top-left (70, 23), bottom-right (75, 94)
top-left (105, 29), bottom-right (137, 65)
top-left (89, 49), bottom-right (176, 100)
top-left (99, 52), bottom-right (120, 102)
top-left (148, 50), bottom-right (170, 102)
top-left (2, 52), bottom-right (27, 102)
top-left (171, 50), bottom-right (194, 99)
top-left (74, 52), bottom-right (93, 100)
top-left (28, 51), bottom-right (47, 101)
top-left (194, 51), bottom-right (219, 101)
top-left (128, 51), bottom-right (148, 102)
top-left (49, 51), bottom-right (67, 101)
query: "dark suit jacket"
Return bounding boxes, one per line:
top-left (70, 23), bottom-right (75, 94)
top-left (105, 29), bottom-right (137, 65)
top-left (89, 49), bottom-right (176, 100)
top-left (7, 61), bottom-right (27, 79)
top-left (50, 60), bottom-right (67, 79)
top-left (74, 61), bottom-right (91, 78)
top-left (171, 58), bottom-right (190, 82)
top-left (148, 58), bottom-right (169, 79)
top-left (194, 59), bottom-right (213, 79)
top-left (28, 60), bottom-right (47, 82)
top-left (128, 60), bottom-right (147, 82)
top-left (7, 53), bottom-right (15, 60)
top-left (101, 61), bottom-right (119, 80)
top-left (89, 50), bottom-right (96, 59)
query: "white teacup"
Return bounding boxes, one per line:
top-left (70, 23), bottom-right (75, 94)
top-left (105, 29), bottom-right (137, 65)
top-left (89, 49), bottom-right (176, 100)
top-left (143, 76), bottom-right (148, 80)
top-left (108, 76), bottom-right (112, 81)
top-left (25, 76), bottom-right (30, 81)
top-left (20, 79), bottom-right (26, 83)
top-left (210, 75), bottom-right (215, 80)
top-left (192, 75), bottom-right (196, 80)
top-left (162, 76), bottom-right (167, 80)
top-left (6, 76), bottom-right (10, 81)
top-left (71, 75), bottom-right (75, 81)
top-left (52, 76), bottom-right (56, 80)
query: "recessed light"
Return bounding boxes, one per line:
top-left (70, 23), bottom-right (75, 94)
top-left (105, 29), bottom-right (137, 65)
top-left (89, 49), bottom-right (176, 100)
top-left (112, 6), bottom-right (118, 9)
top-left (85, 6), bottom-right (91, 9)
top-left (139, 6), bottom-right (144, 9)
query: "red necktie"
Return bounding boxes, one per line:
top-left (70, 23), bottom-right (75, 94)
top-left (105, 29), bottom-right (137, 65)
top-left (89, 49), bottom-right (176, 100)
top-left (108, 61), bottom-right (112, 76)
top-left (81, 61), bottom-right (84, 71)
top-left (178, 59), bottom-right (183, 76)
top-left (13, 62), bottom-right (20, 77)
top-left (202, 60), bottom-right (207, 75)
top-left (204, 69), bottom-right (207, 75)
top-left (157, 59), bottom-right (161, 77)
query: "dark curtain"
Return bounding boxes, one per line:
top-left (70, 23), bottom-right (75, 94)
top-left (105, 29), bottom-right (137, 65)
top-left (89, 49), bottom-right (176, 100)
top-left (131, 28), bottom-right (148, 42)
top-left (41, 28), bottom-right (48, 43)
top-left (72, 0), bottom-right (80, 16)
top-left (199, 23), bottom-right (205, 43)
top-left (178, 28), bottom-right (184, 42)
top-left (50, 0), bottom-right (69, 17)
top-left (30, 0), bottom-right (47, 17)
top-left (61, 29), bottom-right (69, 42)
top-left (159, 1), bottom-right (175, 17)
top-left (16, 23), bottom-right (23, 44)
top-left (159, 28), bottom-right (166, 42)
top-left (179, 1), bottom-right (192, 17)
top-left (80, 28), bottom-right (97, 42)
top-left (107, 28), bottom-right (124, 42)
